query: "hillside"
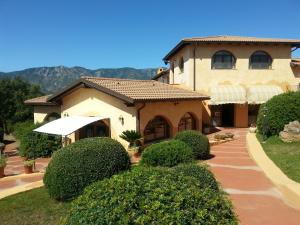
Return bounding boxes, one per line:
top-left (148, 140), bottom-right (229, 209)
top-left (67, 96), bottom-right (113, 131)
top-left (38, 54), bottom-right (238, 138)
top-left (0, 66), bottom-right (157, 93)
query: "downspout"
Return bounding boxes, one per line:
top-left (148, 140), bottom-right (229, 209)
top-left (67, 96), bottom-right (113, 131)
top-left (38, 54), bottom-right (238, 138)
top-left (136, 102), bottom-right (146, 132)
top-left (193, 44), bottom-right (196, 91)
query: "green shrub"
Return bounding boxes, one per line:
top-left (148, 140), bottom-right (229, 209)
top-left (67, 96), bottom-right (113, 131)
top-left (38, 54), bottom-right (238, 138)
top-left (15, 121), bottom-right (61, 159)
top-left (140, 140), bottom-right (193, 167)
top-left (24, 159), bottom-right (35, 167)
top-left (257, 92), bottom-right (300, 137)
top-left (0, 127), bottom-right (4, 142)
top-left (173, 163), bottom-right (219, 191)
top-left (19, 131), bottom-right (61, 159)
top-left (0, 155), bottom-right (6, 168)
top-left (43, 137), bottom-right (130, 201)
top-left (62, 166), bottom-right (237, 225)
top-left (175, 130), bottom-right (210, 159)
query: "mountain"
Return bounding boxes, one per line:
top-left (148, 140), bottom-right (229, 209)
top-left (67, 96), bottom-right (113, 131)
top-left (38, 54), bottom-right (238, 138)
top-left (0, 66), bottom-right (157, 93)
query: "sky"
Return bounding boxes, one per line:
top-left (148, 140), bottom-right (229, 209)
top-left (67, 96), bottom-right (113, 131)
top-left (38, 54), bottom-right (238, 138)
top-left (0, 0), bottom-right (300, 72)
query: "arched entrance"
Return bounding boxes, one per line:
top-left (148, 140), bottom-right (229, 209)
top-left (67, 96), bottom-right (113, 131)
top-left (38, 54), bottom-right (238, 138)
top-left (178, 112), bottom-right (196, 132)
top-left (143, 116), bottom-right (170, 143)
top-left (79, 120), bottom-right (110, 139)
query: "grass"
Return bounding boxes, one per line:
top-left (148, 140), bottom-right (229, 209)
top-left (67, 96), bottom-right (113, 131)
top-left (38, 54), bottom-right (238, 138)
top-left (257, 134), bottom-right (300, 183)
top-left (0, 187), bottom-right (71, 225)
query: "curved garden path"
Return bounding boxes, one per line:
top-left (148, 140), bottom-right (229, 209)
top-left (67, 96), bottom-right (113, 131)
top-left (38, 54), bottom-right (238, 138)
top-left (206, 128), bottom-right (300, 225)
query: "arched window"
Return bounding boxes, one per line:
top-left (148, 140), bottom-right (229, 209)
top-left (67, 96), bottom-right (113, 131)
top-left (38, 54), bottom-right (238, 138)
top-left (212, 50), bottom-right (236, 69)
top-left (249, 51), bottom-right (272, 69)
top-left (143, 116), bottom-right (170, 143)
top-left (178, 113), bottom-right (196, 132)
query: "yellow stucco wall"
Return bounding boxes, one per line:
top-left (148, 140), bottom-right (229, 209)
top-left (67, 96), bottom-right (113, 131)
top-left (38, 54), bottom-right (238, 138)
top-left (170, 44), bottom-right (300, 94)
top-left (61, 87), bottom-right (137, 146)
top-left (137, 100), bottom-right (203, 137)
top-left (33, 105), bottom-right (61, 124)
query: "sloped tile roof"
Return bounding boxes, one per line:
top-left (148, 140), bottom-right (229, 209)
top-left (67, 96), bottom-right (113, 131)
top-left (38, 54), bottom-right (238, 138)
top-left (163, 35), bottom-right (300, 61)
top-left (81, 77), bottom-right (208, 103)
top-left (24, 95), bottom-right (57, 105)
top-left (26, 77), bottom-right (209, 105)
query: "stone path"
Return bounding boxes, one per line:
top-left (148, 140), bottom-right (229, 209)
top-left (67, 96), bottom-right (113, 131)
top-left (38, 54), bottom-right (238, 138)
top-left (0, 141), bottom-right (50, 197)
top-left (206, 128), bottom-right (300, 225)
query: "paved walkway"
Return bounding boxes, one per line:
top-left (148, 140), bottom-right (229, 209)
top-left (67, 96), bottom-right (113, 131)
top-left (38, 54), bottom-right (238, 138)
top-left (0, 141), bottom-right (50, 196)
top-left (206, 128), bottom-right (300, 225)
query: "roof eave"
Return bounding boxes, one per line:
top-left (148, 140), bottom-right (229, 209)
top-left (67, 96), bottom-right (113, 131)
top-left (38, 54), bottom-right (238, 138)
top-left (48, 78), bottom-right (135, 105)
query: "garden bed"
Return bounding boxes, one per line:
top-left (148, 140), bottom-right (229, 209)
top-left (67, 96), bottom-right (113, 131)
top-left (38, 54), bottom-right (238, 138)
top-left (257, 134), bottom-right (300, 183)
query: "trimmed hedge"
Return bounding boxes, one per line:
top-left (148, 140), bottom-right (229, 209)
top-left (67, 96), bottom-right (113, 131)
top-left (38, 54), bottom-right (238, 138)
top-left (173, 163), bottom-right (219, 191)
top-left (175, 130), bottom-right (210, 159)
top-left (140, 140), bottom-right (193, 167)
top-left (62, 166), bottom-right (237, 225)
top-left (14, 121), bottom-right (61, 158)
top-left (257, 92), bottom-right (300, 137)
top-left (43, 137), bottom-right (130, 201)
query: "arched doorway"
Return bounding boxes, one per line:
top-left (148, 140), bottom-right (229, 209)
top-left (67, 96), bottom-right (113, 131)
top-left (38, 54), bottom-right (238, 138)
top-left (79, 120), bottom-right (110, 139)
top-left (178, 113), bottom-right (196, 132)
top-left (143, 116), bottom-right (170, 143)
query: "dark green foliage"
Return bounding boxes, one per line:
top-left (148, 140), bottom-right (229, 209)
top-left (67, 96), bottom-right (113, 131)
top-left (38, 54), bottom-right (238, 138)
top-left (0, 77), bottom-right (43, 135)
top-left (173, 163), bottom-right (219, 191)
top-left (43, 137), bottom-right (130, 201)
top-left (140, 140), bottom-right (193, 167)
top-left (257, 92), bottom-right (300, 137)
top-left (175, 130), bottom-right (210, 159)
top-left (0, 127), bottom-right (3, 142)
top-left (119, 130), bottom-right (142, 147)
top-left (62, 166), bottom-right (238, 225)
top-left (17, 121), bottom-right (61, 159)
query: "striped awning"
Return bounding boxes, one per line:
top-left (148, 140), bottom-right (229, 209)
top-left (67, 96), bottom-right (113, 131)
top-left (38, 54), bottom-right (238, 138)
top-left (210, 85), bottom-right (246, 105)
top-left (247, 85), bottom-right (283, 104)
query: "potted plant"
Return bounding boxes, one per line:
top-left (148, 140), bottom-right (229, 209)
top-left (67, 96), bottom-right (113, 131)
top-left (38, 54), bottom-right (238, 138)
top-left (249, 123), bottom-right (257, 133)
top-left (24, 159), bottom-right (35, 174)
top-left (119, 130), bottom-right (142, 157)
top-left (0, 155), bottom-right (7, 178)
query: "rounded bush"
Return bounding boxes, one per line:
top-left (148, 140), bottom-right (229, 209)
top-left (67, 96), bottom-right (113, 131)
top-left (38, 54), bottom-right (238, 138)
top-left (140, 140), bottom-right (193, 167)
top-left (257, 92), bottom-right (300, 137)
top-left (43, 137), bottom-right (130, 201)
top-left (175, 130), bottom-right (210, 159)
top-left (173, 163), bottom-right (219, 191)
top-left (62, 166), bottom-right (237, 225)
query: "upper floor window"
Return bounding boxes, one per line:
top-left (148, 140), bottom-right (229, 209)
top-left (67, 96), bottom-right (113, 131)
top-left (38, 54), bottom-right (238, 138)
top-left (212, 50), bottom-right (236, 69)
top-left (179, 57), bottom-right (184, 72)
top-left (249, 51), bottom-right (272, 69)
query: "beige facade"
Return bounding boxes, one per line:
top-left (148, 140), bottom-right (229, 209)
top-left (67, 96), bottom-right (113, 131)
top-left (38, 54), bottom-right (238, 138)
top-left (166, 41), bottom-right (300, 127)
top-left (33, 105), bottom-right (61, 124)
top-left (169, 44), bottom-right (299, 93)
top-left (60, 87), bottom-right (137, 146)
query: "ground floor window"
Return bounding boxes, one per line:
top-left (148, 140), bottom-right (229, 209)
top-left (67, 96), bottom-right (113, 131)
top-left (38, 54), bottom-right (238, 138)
top-left (178, 113), bottom-right (196, 131)
top-left (79, 121), bottom-right (109, 139)
top-left (143, 116), bottom-right (170, 143)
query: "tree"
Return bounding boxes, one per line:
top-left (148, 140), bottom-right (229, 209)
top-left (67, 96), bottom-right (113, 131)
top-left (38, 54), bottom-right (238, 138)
top-left (0, 77), bottom-right (43, 139)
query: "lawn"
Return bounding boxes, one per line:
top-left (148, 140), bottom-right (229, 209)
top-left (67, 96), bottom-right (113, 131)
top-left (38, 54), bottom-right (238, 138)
top-left (257, 134), bottom-right (300, 183)
top-left (0, 187), bottom-right (71, 225)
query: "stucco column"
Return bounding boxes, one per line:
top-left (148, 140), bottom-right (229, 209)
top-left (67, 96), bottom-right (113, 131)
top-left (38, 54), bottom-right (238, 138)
top-left (171, 126), bottom-right (178, 138)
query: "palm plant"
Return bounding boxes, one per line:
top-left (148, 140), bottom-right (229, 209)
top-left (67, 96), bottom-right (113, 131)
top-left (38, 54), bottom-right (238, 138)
top-left (119, 130), bottom-right (142, 148)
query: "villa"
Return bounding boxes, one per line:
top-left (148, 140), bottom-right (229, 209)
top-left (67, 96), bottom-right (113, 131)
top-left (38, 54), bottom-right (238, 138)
top-left (25, 35), bottom-right (300, 145)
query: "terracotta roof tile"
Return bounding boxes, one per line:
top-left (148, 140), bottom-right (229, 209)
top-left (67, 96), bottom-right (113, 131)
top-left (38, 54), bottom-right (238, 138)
top-left (81, 76), bottom-right (208, 102)
top-left (163, 35), bottom-right (300, 61)
top-left (24, 95), bottom-right (57, 105)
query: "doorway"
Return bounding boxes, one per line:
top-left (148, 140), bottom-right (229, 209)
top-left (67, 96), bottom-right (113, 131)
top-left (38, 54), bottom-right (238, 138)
top-left (222, 104), bottom-right (234, 127)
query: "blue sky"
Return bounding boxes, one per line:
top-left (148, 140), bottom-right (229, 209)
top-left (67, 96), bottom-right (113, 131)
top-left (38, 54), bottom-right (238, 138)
top-left (1, 0), bottom-right (300, 72)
